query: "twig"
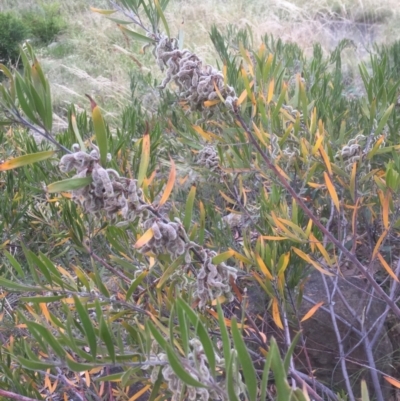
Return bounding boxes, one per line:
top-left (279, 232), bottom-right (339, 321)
top-left (321, 273), bottom-right (355, 401)
top-left (0, 389), bottom-right (41, 401)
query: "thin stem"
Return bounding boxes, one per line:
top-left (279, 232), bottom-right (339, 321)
top-left (0, 390), bottom-right (41, 401)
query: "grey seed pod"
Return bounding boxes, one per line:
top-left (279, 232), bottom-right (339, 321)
top-left (151, 221), bottom-right (162, 240)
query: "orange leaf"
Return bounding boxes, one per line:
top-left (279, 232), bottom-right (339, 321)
top-left (377, 253), bottom-right (399, 282)
top-left (272, 297), bottom-right (283, 330)
top-left (384, 375), bottom-right (400, 388)
top-left (128, 385), bottom-right (151, 401)
top-left (382, 191), bottom-right (390, 230)
top-left (372, 230), bottom-right (387, 259)
top-left (324, 172), bottom-right (340, 212)
top-left (158, 158), bottom-right (176, 206)
top-left (319, 145), bottom-right (332, 175)
top-left (300, 301), bottom-right (324, 322)
top-left (134, 228), bottom-right (154, 248)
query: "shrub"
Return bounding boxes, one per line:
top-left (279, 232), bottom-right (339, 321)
top-left (0, 12), bottom-right (29, 66)
top-left (21, 2), bottom-right (67, 45)
top-left (1, 2), bottom-right (400, 401)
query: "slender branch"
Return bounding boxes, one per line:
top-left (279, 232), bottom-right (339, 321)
top-left (321, 273), bottom-right (356, 401)
top-left (233, 105), bottom-right (400, 318)
top-left (0, 389), bottom-right (41, 401)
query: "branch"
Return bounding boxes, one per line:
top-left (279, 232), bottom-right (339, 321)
top-left (0, 389), bottom-right (41, 401)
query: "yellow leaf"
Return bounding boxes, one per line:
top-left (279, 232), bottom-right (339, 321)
top-left (300, 301), bottom-right (324, 322)
top-left (237, 88), bottom-right (248, 106)
top-left (255, 253), bottom-right (273, 280)
top-left (229, 248), bottom-right (252, 264)
top-left (192, 125), bottom-right (219, 141)
top-left (129, 385), bottom-right (151, 401)
top-left (158, 158), bottom-right (176, 207)
top-left (312, 133), bottom-right (324, 156)
top-left (384, 375), bottom-right (400, 389)
top-left (309, 233), bottom-right (333, 266)
top-left (272, 297), bottom-right (283, 330)
top-left (261, 236), bottom-right (289, 241)
top-left (267, 79), bottom-right (274, 104)
top-left (137, 129), bottom-right (150, 187)
top-left (324, 172), bottom-right (340, 212)
top-left (377, 253), bottom-right (399, 282)
top-left (134, 228), bottom-right (154, 249)
top-left (204, 99), bottom-right (221, 107)
top-left (90, 7), bottom-right (117, 14)
top-left (292, 247), bottom-right (334, 276)
top-left (319, 145), bottom-right (332, 175)
top-left (350, 162), bottom-right (357, 202)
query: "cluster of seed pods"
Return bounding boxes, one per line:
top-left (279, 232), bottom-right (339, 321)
top-left (154, 35), bottom-right (237, 120)
top-left (59, 145), bottom-right (145, 221)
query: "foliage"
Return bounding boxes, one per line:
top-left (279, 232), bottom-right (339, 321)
top-left (1, 1), bottom-right (400, 401)
top-left (0, 12), bottom-right (29, 68)
top-left (21, 2), bottom-right (67, 45)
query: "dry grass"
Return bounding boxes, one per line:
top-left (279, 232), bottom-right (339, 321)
top-left (2, 0), bottom-right (400, 121)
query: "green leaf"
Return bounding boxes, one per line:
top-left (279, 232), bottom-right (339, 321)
top-left (231, 318), bottom-right (257, 401)
top-left (118, 25), bottom-right (156, 44)
top-left (176, 302), bottom-right (189, 356)
top-left (147, 321), bottom-right (168, 351)
top-left (89, 99), bottom-right (108, 166)
top-left (20, 295), bottom-right (66, 303)
top-left (99, 316), bottom-right (115, 363)
top-left (361, 379), bottom-right (370, 401)
top-left (71, 113), bottom-right (86, 152)
top-left (283, 331), bottom-right (301, 374)
top-left (3, 250), bottom-right (25, 277)
top-left (154, 0), bottom-right (170, 37)
top-left (157, 256), bottom-right (185, 289)
top-left (66, 357), bottom-right (96, 372)
top-left (125, 269), bottom-right (148, 301)
top-left (183, 185), bottom-right (196, 231)
top-left (176, 298), bottom-right (216, 376)
top-left (26, 322), bottom-right (66, 358)
top-left (375, 103), bottom-right (394, 137)
top-left (0, 150), bottom-right (55, 171)
top-left (17, 357), bottom-right (54, 371)
top-left (166, 345), bottom-right (205, 387)
top-left (0, 277), bottom-right (41, 292)
top-left (74, 296), bottom-right (97, 360)
top-left (217, 302), bottom-right (231, 365)
top-left (260, 348), bottom-right (272, 401)
top-left (47, 176), bottom-right (92, 193)
top-left (226, 351), bottom-right (240, 401)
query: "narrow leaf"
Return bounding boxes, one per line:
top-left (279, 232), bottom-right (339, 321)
top-left (183, 185), bottom-right (196, 231)
top-left (137, 125), bottom-right (150, 187)
top-left (47, 177), bottom-right (92, 193)
top-left (0, 151), bottom-right (55, 171)
top-left (134, 227), bottom-right (154, 249)
top-left (377, 253), bottom-right (400, 282)
top-left (300, 301), bottom-right (324, 322)
top-left (272, 297), bottom-right (283, 330)
top-left (231, 318), bottom-right (257, 401)
top-left (383, 375), bottom-right (400, 389)
top-left (324, 172), bottom-right (340, 212)
top-left (158, 158), bottom-right (176, 206)
top-left (86, 95), bottom-right (108, 166)
top-left (154, 0), bottom-right (170, 37)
